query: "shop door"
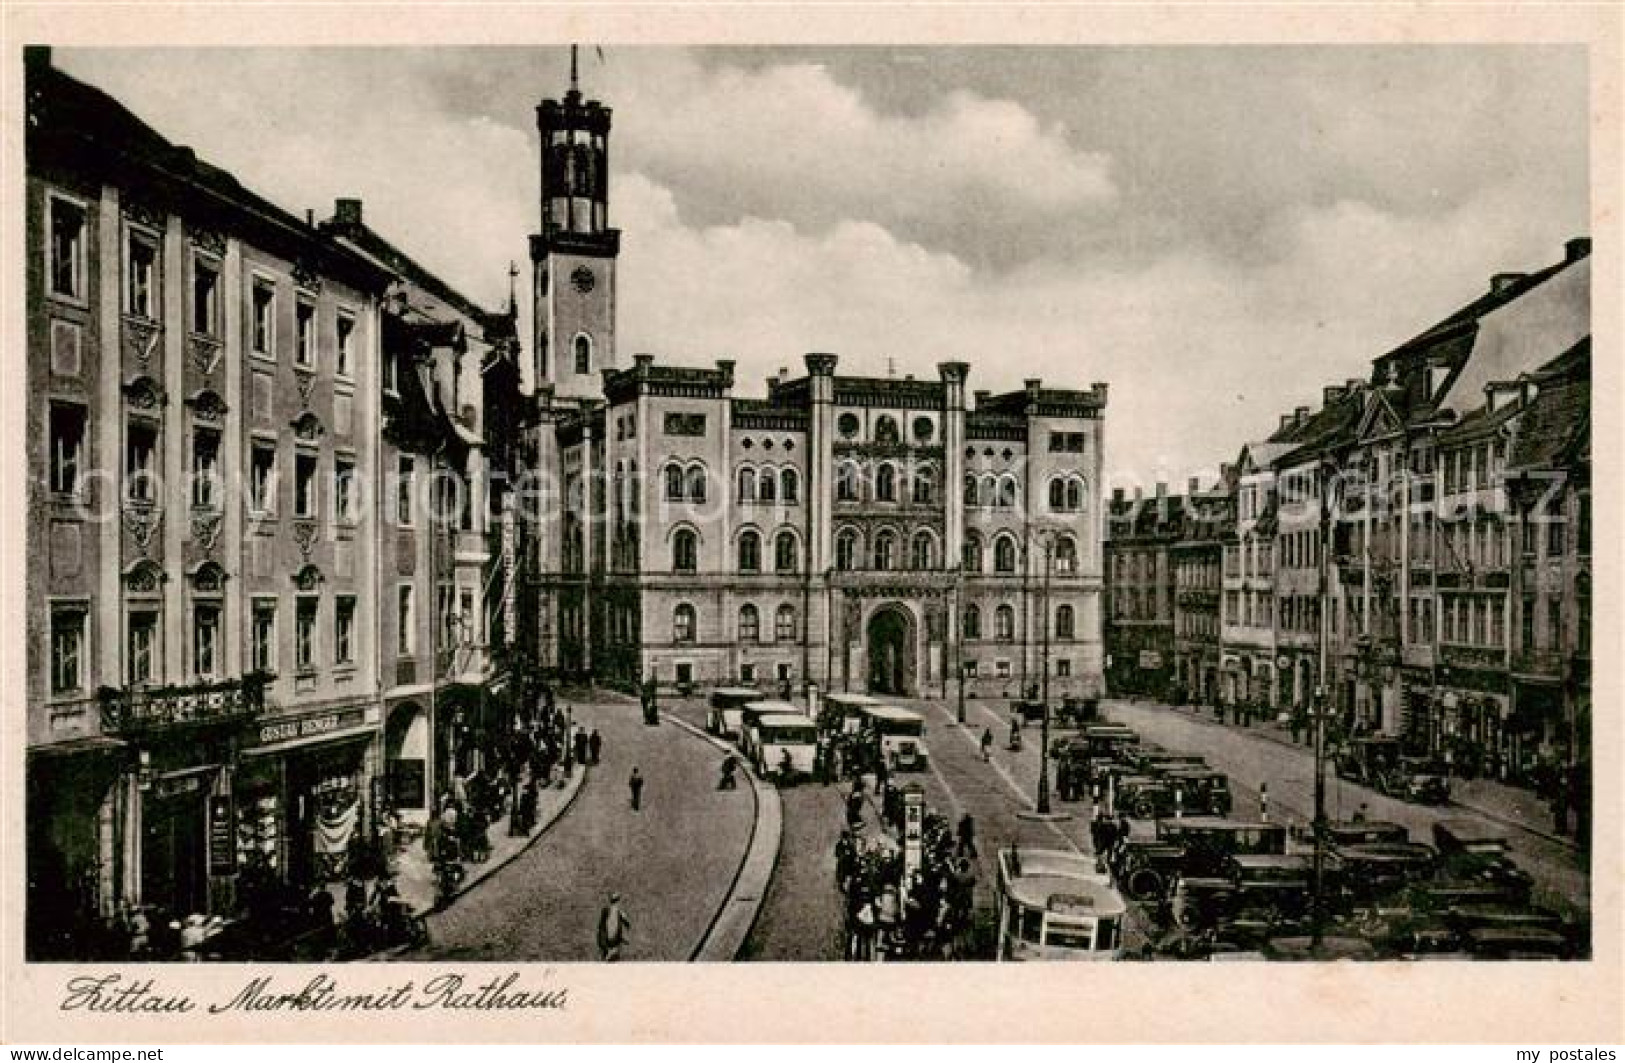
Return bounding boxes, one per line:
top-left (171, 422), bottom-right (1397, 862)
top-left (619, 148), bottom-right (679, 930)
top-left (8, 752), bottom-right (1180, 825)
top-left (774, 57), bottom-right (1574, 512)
top-left (142, 789), bottom-right (208, 917)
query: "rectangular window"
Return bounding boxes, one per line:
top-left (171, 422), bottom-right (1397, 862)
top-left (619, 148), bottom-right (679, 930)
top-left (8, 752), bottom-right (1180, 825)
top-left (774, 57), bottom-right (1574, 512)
top-left (49, 403), bottom-right (87, 496)
top-left (295, 301), bottom-right (315, 367)
top-left (49, 196), bottom-right (87, 300)
top-left (740, 663), bottom-right (756, 684)
top-left (459, 590), bottom-right (475, 645)
top-left (250, 442), bottom-right (277, 514)
top-left (127, 610), bottom-right (158, 686)
top-left (50, 607), bottom-right (85, 695)
top-left (252, 280), bottom-right (276, 355)
top-left (385, 350), bottom-right (400, 394)
top-left (193, 604), bottom-right (220, 678)
top-left (295, 451), bottom-right (318, 518)
top-left (335, 455), bottom-right (357, 522)
top-left (335, 596), bottom-right (355, 665)
top-left (335, 312), bottom-right (355, 378)
top-left (125, 421), bottom-right (158, 503)
top-left (398, 585), bottom-right (415, 656)
top-left (192, 428), bottom-right (221, 509)
top-left (995, 659), bottom-right (1012, 679)
top-left (252, 600), bottom-right (277, 673)
top-left (963, 660), bottom-right (978, 679)
top-left (396, 455), bottom-right (416, 526)
top-left (127, 234), bottom-right (158, 318)
top-left (1056, 658), bottom-right (1072, 678)
top-left (296, 597), bottom-right (318, 670)
top-left (193, 259), bottom-right (219, 335)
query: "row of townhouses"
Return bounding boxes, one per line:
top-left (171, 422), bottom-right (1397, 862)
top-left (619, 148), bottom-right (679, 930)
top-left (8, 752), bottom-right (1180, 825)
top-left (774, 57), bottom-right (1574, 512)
top-left (1105, 238), bottom-right (1591, 839)
top-left (24, 50), bottom-right (531, 957)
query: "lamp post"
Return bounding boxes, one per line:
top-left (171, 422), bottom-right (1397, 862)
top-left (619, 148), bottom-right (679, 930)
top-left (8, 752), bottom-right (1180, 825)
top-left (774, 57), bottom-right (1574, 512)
top-left (954, 566), bottom-right (967, 726)
top-left (1311, 455), bottom-right (1339, 951)
top-left (1036, 533), bottom-right (1055, 816)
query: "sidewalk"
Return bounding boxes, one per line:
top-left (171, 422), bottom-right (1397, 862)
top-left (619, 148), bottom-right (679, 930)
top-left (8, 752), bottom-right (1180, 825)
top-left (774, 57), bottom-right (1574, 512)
top-left (1121, 697), bottom-right (1577, 849)
top-left (391, 763), bottom-right (588, 917)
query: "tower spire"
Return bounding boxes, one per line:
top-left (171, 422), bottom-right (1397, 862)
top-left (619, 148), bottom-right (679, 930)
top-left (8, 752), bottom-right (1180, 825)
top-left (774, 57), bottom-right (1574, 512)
top-left (570, 43), bottom-right (579, 92)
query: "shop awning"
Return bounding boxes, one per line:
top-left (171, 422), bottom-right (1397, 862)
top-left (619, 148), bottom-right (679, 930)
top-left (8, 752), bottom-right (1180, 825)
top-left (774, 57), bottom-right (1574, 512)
top-left (241, 723), bottom-right (376, 759)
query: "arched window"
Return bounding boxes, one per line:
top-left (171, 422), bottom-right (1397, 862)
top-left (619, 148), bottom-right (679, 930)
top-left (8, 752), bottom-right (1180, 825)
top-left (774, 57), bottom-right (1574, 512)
top-left (738, 467), bottom-right (756, 503)
top-left (994, 535), bottom-right (1018, 574)
top-left (874, 531), bottom-right (896, 571)
top-left (775, 604), bottom-right (797, 642)
top-left (1054, 535), bottom-right (1079, 574)
top-left (665, 463), bottom-right (684, 502)
top-left (1066, 477), bottom-right (1084, 513)
top-left (964, 474), bottom-right (978, 507)
top-left (1056, 604), bottom-right (1076, 640)
top-left (911, 530), bottom-right (934, 570)
top-left (673, 603), bottom-right (696, 643)
top-left (837, 463), bottom-right (859, 502)
top-left (673, 529), bottom-right (698, 573)
top-left (997, 475), bottom-right (1018, 509)
top-left (963, 604), bottom-right (982, 640)
top-left (1049, 477), bottom-right (1066, 512)
top-left (836, 528), bottom-right (859, 571)
top-left (775, 530), bottom-right (798, 573)
top-left (738, 604), bottom-right (760, 643)
top-left (913, 466), bottom-right (936, 505)
top-left (875, 463), bottom-right (897, 503)
top-left (980, 474), bottom-right (997, 508)
top-left (758, 468), bottom-right (777, 503)
top-left (685, 465), bottom-right (708, 504)
top-left (874, 415), bottom-right (900, 444)
top-left (995, 604), bottom-right (1016, 641)
top-left (738, 530), bottom-right (762, 573)
top-left (780, 468), bottom-right (799, 504)
top-left (962, 532), bottom-right (984, 573)
top-left (573, 334), bottom-right (592, 376)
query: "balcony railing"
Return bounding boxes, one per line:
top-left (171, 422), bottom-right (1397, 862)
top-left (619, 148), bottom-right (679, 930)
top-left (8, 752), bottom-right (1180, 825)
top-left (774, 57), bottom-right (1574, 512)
top-left (98, 672), bottom-right (271, 736)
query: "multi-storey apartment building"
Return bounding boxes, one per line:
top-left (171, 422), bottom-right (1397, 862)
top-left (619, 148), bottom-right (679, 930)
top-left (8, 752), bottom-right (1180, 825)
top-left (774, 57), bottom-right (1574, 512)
top-left (1104, 484), bottom-right (1182, 700)
top-left (520, 70), bottom-right (1109, 701)
top-left (1171, 477), bottom-right (1233, 705)
top-left (25, 51), bottom-right (393, 954)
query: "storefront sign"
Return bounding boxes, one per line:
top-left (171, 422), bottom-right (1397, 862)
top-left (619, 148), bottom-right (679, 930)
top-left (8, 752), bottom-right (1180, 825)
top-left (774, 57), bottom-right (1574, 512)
top-left (253, 705), bottom-right (368, 747)
top-left (208, 794), bottom-right (235, 875)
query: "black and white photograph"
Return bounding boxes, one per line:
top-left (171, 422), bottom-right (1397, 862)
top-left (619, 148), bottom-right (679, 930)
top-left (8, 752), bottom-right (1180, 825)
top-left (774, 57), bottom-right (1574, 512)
top-left (5, 3), bottom-right (1621, 1046)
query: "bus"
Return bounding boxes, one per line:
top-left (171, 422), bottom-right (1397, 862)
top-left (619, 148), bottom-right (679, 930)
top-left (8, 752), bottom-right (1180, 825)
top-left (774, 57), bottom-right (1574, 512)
top-left (822, 692), bottom-right (882, 735)
top-left (707, 687), bottom-right (762, 739)
top-left (751, 713), bottom-right (819, 782)
top-left (995, 847), bottom-right (1127, 961)
top-left (738, 699), bottom-right (800, 761)
top-left (858, 704), bottom-right (928, 771)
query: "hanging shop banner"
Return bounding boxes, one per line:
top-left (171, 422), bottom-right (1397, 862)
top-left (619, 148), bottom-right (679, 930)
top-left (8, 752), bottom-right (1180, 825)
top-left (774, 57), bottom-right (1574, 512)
top-left (251, 705), bottom-right (369, 748)
top-left (207, 794), bottom-right (236, 875)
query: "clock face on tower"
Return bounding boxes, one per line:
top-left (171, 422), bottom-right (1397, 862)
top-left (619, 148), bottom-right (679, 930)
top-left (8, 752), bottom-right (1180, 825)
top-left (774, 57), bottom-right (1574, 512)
top-left (571, 265), bottom-right (596, 293)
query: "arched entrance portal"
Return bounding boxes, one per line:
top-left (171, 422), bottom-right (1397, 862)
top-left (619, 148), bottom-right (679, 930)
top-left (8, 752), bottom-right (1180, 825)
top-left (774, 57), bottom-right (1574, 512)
top-left (867, 604), bottom-right (918, 697)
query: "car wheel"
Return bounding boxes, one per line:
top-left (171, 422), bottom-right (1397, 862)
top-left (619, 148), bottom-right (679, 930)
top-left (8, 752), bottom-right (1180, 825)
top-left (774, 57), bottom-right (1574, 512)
top-left (1134, 796), bottom-right (1160, 819)
top-left (1125, 867), bottom-right (1165, 902)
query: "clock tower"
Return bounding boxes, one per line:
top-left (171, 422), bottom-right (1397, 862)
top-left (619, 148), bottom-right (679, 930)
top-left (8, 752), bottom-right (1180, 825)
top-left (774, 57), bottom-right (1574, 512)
top-left (529, 50), bottom-right (620, 401)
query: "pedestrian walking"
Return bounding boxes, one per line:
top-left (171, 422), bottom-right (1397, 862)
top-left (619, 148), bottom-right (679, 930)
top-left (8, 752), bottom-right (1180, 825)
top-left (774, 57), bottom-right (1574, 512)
top-left (596, 893), bottom-right (631, 961)
top-left (955, 813), bottom-right (977, 859)
top-left (1259, 782), bottom-right (1270, 822)
top-left (628, 767), bottom-right (645, 811)
top-left (588, 728), bottom-right (602, 765)
top-left (980, 726), bottom-right (994, 762)
top-left (574, 727), bottom-right (590, 767)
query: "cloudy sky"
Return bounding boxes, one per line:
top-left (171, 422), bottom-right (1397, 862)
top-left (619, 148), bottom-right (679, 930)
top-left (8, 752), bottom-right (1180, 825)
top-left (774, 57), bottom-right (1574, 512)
top-left (56, 46), bottom-right (1588, 488)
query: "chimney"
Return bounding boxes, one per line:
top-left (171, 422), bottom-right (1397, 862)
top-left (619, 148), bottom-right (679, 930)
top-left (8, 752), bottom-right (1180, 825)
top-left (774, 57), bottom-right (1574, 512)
top-left (334, 198), bottom-right (364, 227)
top-left (1323, 384), bottom-right (1345, 407)
top-left (1155, 481), bottom-right (1167, 500)
top-left (24, 45), bottom-right (51, 73)
top-left (1295, 405), bottom-right (1311, 424)
top-left (1565, 237), bottom-right (1591, 263)
top-left (1345, 378), bottom-right (1362, 393)
top-left (305, 209), bottom-right (315, 228)
top-left (1490, 272), bottom-right (1527, 294)
top-left (1111, 488), bottom-right (1125, 507)
top-left (1133, 486), bottom-right (1143, 503)
top-left (1279, 414), bottom-right (1294, 431)
top-left (974, 389), bottom-right (991, 408)
top-left (1188, 476), bottom-right (1200, 496)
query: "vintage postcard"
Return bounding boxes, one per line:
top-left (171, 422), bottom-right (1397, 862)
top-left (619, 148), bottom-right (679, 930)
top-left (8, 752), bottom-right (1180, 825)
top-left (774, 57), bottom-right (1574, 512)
top-left (2, 1), bottom-right (1620, 1045)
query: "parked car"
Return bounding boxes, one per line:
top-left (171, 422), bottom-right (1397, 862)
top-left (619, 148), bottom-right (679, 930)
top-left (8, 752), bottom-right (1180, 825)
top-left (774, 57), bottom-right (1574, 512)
top-left (1161, 767), bottom-right (1233, 817)
top-left (1431, 819), bottom-right (1534, 899)
top-left (1390, 756), bottom-right (1451, 804)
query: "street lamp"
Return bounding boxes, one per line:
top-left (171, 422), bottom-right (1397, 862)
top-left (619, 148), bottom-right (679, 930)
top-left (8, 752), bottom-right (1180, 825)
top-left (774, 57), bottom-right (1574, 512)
top-left (954, 563), bottom-right (967, 726)
top-left (1037, 534), bottom-right (1055, 815)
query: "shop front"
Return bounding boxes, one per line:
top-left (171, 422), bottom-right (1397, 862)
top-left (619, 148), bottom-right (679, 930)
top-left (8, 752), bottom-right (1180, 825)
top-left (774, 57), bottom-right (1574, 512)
top-left (238, 703), bottom-right (379, 891)
top-left (25, 742), bottom-right (128, 958)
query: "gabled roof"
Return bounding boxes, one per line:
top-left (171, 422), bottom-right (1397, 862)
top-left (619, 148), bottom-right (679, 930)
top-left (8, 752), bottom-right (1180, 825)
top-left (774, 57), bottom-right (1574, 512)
top-left (1507, 378), bottom-right (1589, 472)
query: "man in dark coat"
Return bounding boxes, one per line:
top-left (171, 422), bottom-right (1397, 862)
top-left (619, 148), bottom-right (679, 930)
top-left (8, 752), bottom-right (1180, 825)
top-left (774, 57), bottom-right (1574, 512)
top-left (628, 767), bottom-right (645, 811)
top-left (587, 728), bottom-right (603, 765)
top-left (574, 727), bottom-right (590, 767)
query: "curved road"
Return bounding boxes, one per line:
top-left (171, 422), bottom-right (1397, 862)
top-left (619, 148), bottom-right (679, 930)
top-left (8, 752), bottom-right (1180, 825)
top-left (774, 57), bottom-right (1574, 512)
top-left (404, 701), bottom-right (755, 961)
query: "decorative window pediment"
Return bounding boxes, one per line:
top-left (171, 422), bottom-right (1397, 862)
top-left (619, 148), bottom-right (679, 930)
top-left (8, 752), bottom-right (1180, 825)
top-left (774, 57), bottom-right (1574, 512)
top-left (123, 559), bottom-right (167, 593)
top-left (291, 410), bottom-right (326, 442)
top-left (292, 563), bottom-right (325, 591)
top-left (191, 560), bottom-right (228, 593)
top-left (123, 374), bottom-right (167, 410)
top-left (187, 388), bottom-right (229, 424)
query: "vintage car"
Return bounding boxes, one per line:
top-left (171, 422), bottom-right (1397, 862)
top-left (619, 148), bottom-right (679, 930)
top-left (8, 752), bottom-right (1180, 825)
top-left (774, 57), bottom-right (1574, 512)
top-left (1431, 819), bottom-right (1535, 898)
top-left (1161, 766), bottom-right (1234, 817)
top-left (1408, 878), bottom-right (1531, 914)
top-left (1155, 817), bottom-right (1289, 878)
top-left (1056, 696), bottom-right (1101, 726)
top-left (1325, 819), bottom-right (1411, 847)
top-left (1333, 735), bottom-right (1405, 788)
top-left (1112, 838), bottom-right (1188, 901)
top-left (1130, 749), bottom-right (1208, 775)
top-left (1332, 841), bottom-right (1438, 904)
top-left (1446, 902), bottom-right (1567, 936)
top-left (1014, 698), bottom-right (1048, 723)
top-left (1226, 854), bottom-right (1314, 921)
top-left (1391, 756), bottom-right (1452, 804)
top-left (1113, 775), bottom-right (1178, 820)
